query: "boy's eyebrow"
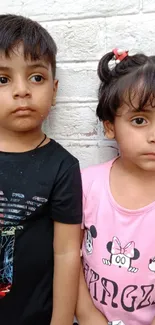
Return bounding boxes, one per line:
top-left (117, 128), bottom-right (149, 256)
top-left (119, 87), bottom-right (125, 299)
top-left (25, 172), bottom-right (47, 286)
top-left (0, 66), bottom-right (12, 71)
top-left (0, 63), bottom-right (49, 71)
top-left (26, 62), bottom-right (49, 70)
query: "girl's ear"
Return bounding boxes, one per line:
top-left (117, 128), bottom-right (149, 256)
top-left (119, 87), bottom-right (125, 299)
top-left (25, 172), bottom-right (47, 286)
top-left (103, 120), bottom-right (115, 139)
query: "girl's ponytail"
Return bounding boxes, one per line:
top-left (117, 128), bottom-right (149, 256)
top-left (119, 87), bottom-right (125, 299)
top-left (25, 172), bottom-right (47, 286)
top-left (97, 51), bottom-right (114, 84)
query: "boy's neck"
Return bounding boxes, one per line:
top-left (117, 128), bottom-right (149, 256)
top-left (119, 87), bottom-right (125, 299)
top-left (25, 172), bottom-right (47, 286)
top-left (0, 127), bottom-right (48, 153)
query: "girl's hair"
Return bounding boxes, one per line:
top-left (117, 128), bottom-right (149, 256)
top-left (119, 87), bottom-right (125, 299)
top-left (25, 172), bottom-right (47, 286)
top-left (96, 50), bottom-right (155, 122)
top-left (0, 14), bottom-right (57, 78)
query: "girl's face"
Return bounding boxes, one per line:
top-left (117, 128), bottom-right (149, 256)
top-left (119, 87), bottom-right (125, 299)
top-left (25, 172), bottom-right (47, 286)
top-left (104, 102), bottom-right (155, 172)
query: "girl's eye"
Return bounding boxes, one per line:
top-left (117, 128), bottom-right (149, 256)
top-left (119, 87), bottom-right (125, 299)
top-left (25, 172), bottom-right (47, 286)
top-left (30, 75), bottom-right (44, 83)
top-left (131, 117), bottom-right (147, 126)
top-left (0, 76), bottom-right (9, 84)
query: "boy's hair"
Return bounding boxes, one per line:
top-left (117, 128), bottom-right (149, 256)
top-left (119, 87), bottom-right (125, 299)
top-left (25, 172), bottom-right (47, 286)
top-left (0, 14), bottom-right (57, 78)
top-left (96, 51), bottom-right (155, 122)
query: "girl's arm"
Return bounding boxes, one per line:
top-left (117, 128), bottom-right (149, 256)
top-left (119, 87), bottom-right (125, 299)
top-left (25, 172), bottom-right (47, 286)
top-left (76, 253), bottom-right (108, 325)
top-left (151, 318), bottom-right (155, 325)
top-left (51, 222), bottom-right (81, 325)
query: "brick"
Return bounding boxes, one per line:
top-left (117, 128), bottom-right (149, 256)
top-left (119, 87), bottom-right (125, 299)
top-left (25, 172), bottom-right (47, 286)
top-left (56, 62), bottom-right (99, 102)
top-left (22, 0), bottom-right (140, 21)
top-left (43, 104), bottom-right (99, 140)
top-left (142, 0), bottom-right (155, 12)
top-left (106, 14), bottom-right (155, 55)
top-left (41, 19), bottom-right (106, 62)
top-left (0, 0), bottom-right (23, 14)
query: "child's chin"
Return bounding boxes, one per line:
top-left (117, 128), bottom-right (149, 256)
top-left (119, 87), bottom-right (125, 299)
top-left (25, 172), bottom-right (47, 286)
top-left (10, 120), bottom-right (41, 132)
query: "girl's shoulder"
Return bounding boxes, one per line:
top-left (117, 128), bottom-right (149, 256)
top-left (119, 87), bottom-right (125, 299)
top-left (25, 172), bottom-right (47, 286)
top-left (82, 158), bottom-right (114, 180)
top-left (81, 158), bottom-right (115, 197)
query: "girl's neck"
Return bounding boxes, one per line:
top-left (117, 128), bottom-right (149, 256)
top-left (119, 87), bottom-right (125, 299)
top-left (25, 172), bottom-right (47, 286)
top-left (116, 157), bottom-right (155, 184)
top-left (110, 157), bottom-right (155, 210)
top-left (0, 127), bottom-right (49, 153)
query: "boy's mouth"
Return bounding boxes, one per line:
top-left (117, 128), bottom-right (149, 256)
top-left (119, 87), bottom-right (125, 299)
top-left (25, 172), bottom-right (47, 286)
top-left (12, 107), bottom-right (35, 116)
top-left (13, 107), bottom-right (34, 112)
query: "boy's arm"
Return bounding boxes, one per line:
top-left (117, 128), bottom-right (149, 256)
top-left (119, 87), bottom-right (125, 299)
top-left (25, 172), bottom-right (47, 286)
top-left (76, 263), bottom-right (108, 325)
top-left (51, 221), bottom-right (81, 325)
top-left (50, 159), bottom-right (82, 325)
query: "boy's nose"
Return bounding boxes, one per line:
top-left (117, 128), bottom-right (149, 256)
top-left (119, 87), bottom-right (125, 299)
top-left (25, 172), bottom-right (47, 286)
top-left (13, 81), bottom-right (31, 99)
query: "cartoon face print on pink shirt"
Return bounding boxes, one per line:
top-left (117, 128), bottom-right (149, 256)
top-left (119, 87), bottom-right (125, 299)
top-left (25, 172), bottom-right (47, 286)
top-left (109, 321), bottom-right (126, 325)
top-left (149, 257), bottom-right (155, 272)
top-left (84, 225), bottom-right (97, 255)
top-left (102, 236), bottom-right (140, 273)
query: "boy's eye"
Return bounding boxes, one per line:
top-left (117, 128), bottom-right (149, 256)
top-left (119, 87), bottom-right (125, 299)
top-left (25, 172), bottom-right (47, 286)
top-left (30, 75), bottom-right (44, 83)
top-left (131, 117), bottom-right (147, 126)
top-left (0, 76), bottom-right (9, 84)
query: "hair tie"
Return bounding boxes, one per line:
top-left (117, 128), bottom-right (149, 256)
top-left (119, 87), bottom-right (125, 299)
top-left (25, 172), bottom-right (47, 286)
top-left (112, 48), bottom-right (128, 64)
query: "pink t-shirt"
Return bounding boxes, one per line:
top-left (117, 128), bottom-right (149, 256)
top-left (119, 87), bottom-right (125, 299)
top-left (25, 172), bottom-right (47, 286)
top-left (82, 159), bottom-right (155, 325)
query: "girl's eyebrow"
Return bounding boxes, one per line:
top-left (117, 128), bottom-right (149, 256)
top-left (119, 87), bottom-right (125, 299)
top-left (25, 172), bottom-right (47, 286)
top-left (126, 109), bottom-right (153, 115)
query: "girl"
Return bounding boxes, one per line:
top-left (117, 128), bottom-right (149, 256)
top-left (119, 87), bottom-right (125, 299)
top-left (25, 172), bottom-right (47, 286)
top-left (76, 49), bottom-right (155, 325)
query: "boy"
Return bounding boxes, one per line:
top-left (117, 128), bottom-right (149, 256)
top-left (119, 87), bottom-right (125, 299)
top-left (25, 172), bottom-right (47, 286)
top-left (0, 14), bottom-right (82, 325)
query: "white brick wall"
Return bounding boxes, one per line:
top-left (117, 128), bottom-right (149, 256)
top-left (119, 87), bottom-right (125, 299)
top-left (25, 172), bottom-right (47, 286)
top-left (1, 0), bottom-right (152, 167)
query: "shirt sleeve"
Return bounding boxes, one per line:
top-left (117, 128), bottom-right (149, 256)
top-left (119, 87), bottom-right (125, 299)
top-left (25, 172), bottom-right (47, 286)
top-left (81, 167), bottom-right (94, 229)
top-left (50, 160), bottom-right (82, 224)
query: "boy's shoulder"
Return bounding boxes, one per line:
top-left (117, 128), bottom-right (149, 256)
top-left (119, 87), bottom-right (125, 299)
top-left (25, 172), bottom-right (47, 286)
top-left (35, 140), bottom-right (80, 185)
top-left (42, 139), bottom-right (79, 167)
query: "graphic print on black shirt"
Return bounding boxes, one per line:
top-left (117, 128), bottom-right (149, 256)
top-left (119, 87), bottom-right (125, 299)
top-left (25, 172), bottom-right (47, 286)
top-left (0, 191), bottom-right (47, 298)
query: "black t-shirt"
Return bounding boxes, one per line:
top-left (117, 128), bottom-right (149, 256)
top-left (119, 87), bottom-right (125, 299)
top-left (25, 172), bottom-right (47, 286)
top-left (0, 140), bottom-right (82, 325)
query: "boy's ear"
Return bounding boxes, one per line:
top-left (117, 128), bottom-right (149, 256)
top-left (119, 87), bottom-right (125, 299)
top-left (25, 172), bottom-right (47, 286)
top-left (103, 120), bottom-right (115, 139)
top-left (52, 79), bottom-right (59, 106)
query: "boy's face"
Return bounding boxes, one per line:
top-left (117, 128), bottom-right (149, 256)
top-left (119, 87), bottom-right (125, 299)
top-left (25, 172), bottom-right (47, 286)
top-left (0, 44), bottom-right (58, 132)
